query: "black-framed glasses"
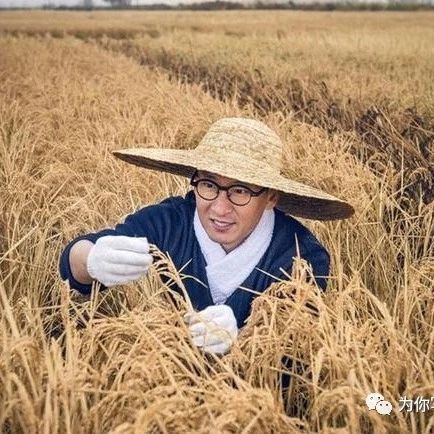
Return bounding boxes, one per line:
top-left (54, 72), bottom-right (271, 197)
top-left (189, 171), bottom-right (268, 206)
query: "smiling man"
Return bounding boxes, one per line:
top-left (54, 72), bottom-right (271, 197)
top-left (59, 117), bottom-right (354, 355)
top-left (191, 170), bottom-right (279, 253)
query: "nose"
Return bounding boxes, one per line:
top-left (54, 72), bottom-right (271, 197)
top-left (210, 190), bottom-right (234, 216)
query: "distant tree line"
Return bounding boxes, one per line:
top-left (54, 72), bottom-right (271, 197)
top-left (29, 0), bottom-right (434, 12)
top-left (98, 0), bottom-right (434, 11)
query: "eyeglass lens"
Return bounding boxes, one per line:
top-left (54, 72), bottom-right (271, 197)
top-left (196, 180), bottom-right (252, 206)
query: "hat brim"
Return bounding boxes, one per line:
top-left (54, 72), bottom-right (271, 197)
top-left (112, 147), bottom-right (354, 221)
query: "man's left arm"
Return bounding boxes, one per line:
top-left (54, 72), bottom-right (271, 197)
top-left (299, 232), bottom-right (331, 292)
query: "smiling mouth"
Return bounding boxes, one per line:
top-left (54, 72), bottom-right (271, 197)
top-left (211, 219), bottom-right (234, 228)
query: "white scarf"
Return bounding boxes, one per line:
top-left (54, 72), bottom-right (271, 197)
top-left (193, 208), bottom-right (275, 305)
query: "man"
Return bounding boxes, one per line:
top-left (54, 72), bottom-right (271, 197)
top-left (59, 117), bottom-right (353, 355)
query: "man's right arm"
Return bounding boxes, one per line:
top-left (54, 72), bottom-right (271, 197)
top-left (59, 211), bottom-right (153, 294)
top-left (59, 195), bottom-right (185, 294)
top-left (69, 239), bottom-right (94, 285)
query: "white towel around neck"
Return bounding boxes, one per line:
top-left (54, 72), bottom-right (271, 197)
top-left (193, 208), bottom-right (275, 305)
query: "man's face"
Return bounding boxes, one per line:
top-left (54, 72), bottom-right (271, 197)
top-left (194, 170), bottom-right (279, 253)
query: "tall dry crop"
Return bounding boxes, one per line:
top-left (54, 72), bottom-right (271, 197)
top-left (1, 12), bottom-right (434, 434)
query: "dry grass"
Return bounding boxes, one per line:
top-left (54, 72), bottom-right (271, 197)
top-left (1, 11), bottom-right (433, 110)
top-left (0, 11), bottom-right (434, 433)
top-left (3, 10), bottom-right (432, 204)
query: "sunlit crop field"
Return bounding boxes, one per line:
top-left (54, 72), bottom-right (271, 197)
top-left (1, 10), bottom-right (434, 433)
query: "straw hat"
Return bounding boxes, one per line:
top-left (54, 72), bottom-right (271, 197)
top-left (112, 117), bottom-right (354, 221)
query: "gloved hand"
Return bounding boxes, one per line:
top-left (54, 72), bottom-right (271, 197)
top-left (86, 235), bottom-right (153, 287)
top-left (184, 305), bottom-right (239, 355)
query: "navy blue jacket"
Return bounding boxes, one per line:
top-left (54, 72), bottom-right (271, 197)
top-left (59, 191), bottom-right (330, 328)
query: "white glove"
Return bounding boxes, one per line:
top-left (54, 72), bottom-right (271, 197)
top-left (184, 305), bottom-right (239, 355)
top-left (86, 235), bottom-right (153, 287)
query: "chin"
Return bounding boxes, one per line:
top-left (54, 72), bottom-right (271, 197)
top-left (209, 232), bottom-right (234, 245)
top-left (209, 233), bottom-right (229, 243)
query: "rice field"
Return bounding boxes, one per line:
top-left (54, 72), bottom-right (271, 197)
top-left (1, 10), bottom-right (434, 433)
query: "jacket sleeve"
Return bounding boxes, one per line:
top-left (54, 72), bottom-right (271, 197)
top-left (58, 197), bottom-right (180, 295)
top-left (299, 231), bottom-right (330, 292)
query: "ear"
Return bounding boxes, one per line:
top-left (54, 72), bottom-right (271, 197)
top-left (265, 190), bottom-right (280, 209)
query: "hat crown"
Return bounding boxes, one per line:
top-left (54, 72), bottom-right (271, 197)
top-left (196, 118), bottom-right (283, 173)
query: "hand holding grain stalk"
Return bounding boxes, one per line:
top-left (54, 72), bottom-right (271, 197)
top-left (184, 305), bottom-right (239, 355)
top-left (86, 235), bottom-right (153, 287)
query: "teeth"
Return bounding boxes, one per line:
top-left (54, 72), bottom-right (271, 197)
top-left (214, 220), bottom-right (232, 227)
